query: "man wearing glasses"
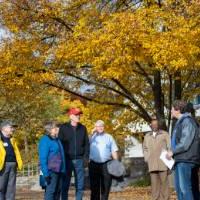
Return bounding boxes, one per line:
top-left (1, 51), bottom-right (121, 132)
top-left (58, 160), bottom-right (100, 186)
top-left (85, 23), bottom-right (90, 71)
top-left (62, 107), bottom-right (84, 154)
top-left (0, 120), bottom-right (23, 200)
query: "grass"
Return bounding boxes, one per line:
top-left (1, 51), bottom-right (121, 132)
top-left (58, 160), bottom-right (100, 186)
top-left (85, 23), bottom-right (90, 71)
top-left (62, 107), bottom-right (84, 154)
top-left (128, 176), bottom-right (151, 187)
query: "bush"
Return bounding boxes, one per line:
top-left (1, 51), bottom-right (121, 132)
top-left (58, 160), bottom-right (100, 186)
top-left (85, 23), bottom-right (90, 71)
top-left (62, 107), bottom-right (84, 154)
top-left (128, 176), bottom-right (151, 187)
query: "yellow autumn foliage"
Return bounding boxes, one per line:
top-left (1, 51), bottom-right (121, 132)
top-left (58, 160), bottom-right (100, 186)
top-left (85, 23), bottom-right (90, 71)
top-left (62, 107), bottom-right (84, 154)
top-left (0, 0), bottom-right (199, 142)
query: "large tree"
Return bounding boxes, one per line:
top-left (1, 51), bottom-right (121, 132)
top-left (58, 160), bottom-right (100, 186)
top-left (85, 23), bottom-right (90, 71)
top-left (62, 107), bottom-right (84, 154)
top-left (0, 0), bottom-right (200, 132)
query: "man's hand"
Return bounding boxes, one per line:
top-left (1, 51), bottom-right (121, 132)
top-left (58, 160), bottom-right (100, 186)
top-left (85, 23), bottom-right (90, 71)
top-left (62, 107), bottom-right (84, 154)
top-left (91, 127), bottom-right (97, 134)
top-left (112, 151), bottom-right (119, 160)
top-left (45, 176), bottom-right (51, 185)
top-left (84, 159), bottom-right (89, 168)
top-left (166, 151), bottom-right (173, 160)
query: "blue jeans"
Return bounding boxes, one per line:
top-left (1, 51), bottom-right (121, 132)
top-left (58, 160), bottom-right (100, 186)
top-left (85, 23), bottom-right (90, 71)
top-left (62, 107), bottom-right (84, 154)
top-left (174, 162), bottom-right (199, 200)
top-left (45, 172), bottom-right (62, 200)
top-left (61, 159), bottom-right (84, 200)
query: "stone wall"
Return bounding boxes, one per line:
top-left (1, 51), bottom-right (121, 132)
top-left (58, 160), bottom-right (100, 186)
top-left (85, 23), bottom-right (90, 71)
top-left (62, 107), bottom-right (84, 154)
top-left (122, 157), bottom-right (148, 179)
top-left (17, 157), bottom-right (149, 191)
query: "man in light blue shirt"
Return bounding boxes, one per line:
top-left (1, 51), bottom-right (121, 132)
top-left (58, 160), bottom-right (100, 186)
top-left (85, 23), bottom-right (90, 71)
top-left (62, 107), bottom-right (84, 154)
top-left (89, 120), bottom-right (118, 200)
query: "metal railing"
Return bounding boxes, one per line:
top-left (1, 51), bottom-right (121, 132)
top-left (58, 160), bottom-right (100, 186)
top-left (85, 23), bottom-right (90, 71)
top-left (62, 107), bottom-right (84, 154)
top-left (17, 163), bottom-right (39, 177)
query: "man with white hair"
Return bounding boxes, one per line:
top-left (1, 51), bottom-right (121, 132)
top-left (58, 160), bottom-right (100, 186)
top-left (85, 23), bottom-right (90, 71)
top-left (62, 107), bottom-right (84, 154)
top-left (89, 120), bottom-right (119, 200)
top-left (0, 120), bottom-right (23, 200)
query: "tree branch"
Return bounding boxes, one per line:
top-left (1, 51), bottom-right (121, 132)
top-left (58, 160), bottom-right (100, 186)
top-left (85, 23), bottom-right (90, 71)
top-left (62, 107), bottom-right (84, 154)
top-left (51, 17), bottom-right (74, 32)
top-left (181, 71), bottom-right (193, 91)
top-left (46, 82), bottom-right (130, 108)
top-left (111, 78), bottom-right (152, 122)
top-left (135, 61), bottom-right (153, 88)
top-left (45, 81), bottom-right (149, 121)
top-left (65, 72), bottom-right (129, 98)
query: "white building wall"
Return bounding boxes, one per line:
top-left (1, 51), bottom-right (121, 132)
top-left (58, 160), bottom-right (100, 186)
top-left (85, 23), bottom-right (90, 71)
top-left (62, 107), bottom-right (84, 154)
top-left (124, 136), bottom-right (144, 158)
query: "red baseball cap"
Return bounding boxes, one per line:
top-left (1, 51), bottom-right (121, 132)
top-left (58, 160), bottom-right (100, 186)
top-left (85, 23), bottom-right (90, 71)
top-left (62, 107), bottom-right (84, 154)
top-left (68, 108), bottom-right (83, 115)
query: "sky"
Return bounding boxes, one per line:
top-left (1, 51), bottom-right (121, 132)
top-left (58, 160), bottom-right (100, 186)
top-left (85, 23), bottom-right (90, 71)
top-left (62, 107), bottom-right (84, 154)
top-left (0, 26), bottom-right (11, 41)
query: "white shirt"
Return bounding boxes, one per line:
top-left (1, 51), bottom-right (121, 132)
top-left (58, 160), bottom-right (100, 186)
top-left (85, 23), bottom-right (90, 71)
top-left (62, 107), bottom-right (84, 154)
top-left (153, 131), bottom-right (157, 137)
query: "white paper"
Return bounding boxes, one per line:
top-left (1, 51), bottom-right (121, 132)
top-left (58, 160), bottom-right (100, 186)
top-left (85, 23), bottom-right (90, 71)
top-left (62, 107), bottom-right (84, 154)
top-left (160, 150), bottom-right (175, 170)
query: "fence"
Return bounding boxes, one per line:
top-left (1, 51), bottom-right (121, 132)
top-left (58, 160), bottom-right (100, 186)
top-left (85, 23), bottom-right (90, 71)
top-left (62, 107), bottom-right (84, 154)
top-left (17, 163), bottom-right (40, 177)
top-left (17, 163), bottom-right (40, 190)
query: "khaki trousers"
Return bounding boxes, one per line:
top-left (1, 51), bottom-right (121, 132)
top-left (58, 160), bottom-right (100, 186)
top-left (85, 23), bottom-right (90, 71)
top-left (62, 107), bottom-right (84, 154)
top-left (150, 171), bottom-right (169, 200)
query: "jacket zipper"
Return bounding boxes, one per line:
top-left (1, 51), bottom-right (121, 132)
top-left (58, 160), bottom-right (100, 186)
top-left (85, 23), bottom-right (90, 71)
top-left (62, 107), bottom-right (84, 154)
top-left (75, 130), bottom-right (76, 160)
top-left (73, 127), bottom-right (76, 160)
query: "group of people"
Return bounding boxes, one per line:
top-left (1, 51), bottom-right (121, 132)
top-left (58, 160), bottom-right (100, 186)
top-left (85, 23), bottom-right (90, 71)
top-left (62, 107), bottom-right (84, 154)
top-left (0, 100), bottom-right (199, 200)
top-left (38, 108), bottom-right (119, 200)
top-left (0, 108), bottom-right (119, 200)
top-left (143, 100), bottom-right (200, 200)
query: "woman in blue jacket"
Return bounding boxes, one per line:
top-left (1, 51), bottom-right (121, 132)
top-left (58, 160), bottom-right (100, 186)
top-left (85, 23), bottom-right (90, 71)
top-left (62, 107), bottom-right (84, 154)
top-left (38, 121), bottom-right (66, 200)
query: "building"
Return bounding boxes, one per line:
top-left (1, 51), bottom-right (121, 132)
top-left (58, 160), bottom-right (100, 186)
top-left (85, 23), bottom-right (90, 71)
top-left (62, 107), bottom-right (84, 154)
top-left (124, 123), bottom-right (151, 158)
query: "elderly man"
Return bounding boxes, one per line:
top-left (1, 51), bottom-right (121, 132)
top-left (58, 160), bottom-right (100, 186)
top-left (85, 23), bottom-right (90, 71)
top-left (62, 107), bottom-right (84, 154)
top-left (0, 120), bottom-right (23, 200)
top-left (89, 120), bottom-right (119, 200)
top-left (143, 118), bottom-right (170, 200)
top-left (59, 108), bottom-right (89, 200)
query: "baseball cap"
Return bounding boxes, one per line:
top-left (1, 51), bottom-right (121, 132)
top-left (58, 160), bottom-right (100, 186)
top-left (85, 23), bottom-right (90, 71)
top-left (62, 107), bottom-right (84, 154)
top-left (68, 108), bottom-right (83, 115)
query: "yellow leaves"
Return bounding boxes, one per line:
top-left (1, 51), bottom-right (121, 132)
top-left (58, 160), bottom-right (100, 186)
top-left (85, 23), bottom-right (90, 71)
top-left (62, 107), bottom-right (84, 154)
top-left (1, 0), bottom-right (200, 78)
top-left (0, 0), bottom-right (199, 145)
top-left (59, 3), bottom-right (200, 77)
top-left (0, 36), bottom-right (56, 89)
top-left (170, 59), bottom-right (188, 70)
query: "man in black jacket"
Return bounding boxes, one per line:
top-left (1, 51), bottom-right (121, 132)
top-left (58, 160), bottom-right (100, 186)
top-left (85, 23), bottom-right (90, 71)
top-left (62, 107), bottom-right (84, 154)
top-left (59, 108), bottom-right (89, 200)
top-left (167, 100), bottom-right (200, 200)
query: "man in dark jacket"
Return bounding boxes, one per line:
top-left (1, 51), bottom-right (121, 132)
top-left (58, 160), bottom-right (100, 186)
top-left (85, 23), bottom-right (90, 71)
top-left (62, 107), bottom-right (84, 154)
top-left (167, 100), bottom-right (200, 200)
top-left (59, 108), bottom-right (89, 200)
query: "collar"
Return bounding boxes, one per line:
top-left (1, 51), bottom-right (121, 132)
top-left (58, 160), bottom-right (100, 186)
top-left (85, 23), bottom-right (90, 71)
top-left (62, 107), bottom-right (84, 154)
top-left (46, 134), bottom-right (57, 140)
top-left (68, 121), bottom-right (81, 129)
top-left (91, 132), bottom-right (105, 140)
top-left (0, 131), bottom-right (12, 140)
top-left (176, 112), bottom-right (192, 125)
top-left (96, 133), bottom-right (105, 137)
top-left (149, 130), bottom-right (162, 136)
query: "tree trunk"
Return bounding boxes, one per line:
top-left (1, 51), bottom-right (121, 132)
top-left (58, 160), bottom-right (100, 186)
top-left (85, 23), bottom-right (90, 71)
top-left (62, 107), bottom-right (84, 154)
top-left (171, 71), bottom-right (182, 134)
top-left (174, 71), bottom-right (182, 100)
top-left (168, 74), bottom-right (173, 131)
top-left (153, 71), bottom-right (167, 130)
top-left (24, 135), bottom-right (29, 156)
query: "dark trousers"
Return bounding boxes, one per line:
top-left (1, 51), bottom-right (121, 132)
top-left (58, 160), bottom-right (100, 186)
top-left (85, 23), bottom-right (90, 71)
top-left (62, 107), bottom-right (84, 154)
top-left (191, 166), bottom-right (200, 200)
top-left (61, 159), bottom-right (84, 200)
top-left (0, 162), bottom-right (17, 200)
top-left (45, 172), bottom-right (63, 200)
top-left (89, 161), bottom-right (112, 200)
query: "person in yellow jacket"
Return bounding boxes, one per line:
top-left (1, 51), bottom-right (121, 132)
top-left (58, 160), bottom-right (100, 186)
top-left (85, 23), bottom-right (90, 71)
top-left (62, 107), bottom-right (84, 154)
top-left (0, 120), bottom-right (23, 200)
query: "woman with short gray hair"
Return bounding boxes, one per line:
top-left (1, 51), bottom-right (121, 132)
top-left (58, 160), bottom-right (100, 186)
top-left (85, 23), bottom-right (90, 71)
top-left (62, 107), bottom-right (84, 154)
top-left (44, 121), bottom-right (58, 135)
top-left (89, 120), bottom-right (119, 200)
top-left (38, 121), bottom-right (66, 200)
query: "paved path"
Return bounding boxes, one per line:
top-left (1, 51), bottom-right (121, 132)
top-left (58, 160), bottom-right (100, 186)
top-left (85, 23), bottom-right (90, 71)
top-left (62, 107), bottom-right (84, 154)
top-left (16, 187), bottom-right (177, 200)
